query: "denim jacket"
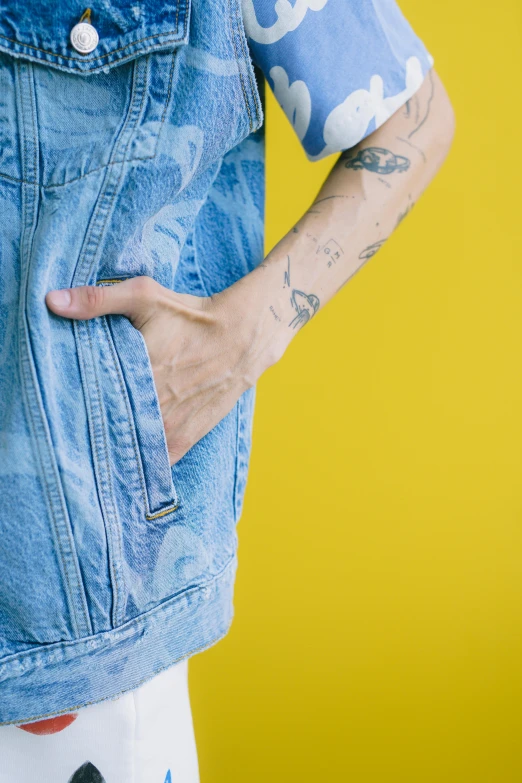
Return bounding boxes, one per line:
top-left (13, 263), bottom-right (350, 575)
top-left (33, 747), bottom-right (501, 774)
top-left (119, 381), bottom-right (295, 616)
top-left (0, 0), bottom-right (264, 725)
top-left (0, 0), bottom-right (432, 724)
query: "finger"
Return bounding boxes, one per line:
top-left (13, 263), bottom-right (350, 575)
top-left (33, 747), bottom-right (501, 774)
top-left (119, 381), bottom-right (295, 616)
top-left (45, 276), bottom-right (159, 322)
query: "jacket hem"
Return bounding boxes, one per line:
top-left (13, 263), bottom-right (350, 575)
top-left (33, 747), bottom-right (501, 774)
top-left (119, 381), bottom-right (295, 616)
top-left (0, 556), bottom-right (237, 725)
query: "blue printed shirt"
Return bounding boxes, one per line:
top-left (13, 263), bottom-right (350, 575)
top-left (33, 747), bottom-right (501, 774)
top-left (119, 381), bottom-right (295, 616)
top-left (242, 0), bottom-right (434, 160)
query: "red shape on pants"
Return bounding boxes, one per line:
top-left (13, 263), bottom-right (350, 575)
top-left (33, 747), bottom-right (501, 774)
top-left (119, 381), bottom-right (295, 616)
top-left (17, 713), bottom-right (78, 734)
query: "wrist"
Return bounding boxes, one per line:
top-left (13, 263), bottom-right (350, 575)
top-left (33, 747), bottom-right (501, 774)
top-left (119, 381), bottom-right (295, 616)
top-left (218, 258), bottom-right (294, 376)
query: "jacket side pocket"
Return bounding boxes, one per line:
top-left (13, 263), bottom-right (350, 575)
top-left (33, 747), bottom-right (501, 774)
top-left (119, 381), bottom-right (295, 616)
top-left (103, 312), bottom-right (178, 520)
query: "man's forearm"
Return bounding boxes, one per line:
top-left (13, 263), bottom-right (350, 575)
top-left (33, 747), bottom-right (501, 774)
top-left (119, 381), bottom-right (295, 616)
top-left (240, 68), bottom-right (455, 364)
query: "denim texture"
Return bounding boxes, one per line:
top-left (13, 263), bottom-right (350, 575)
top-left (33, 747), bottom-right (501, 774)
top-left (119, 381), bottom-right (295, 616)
top-left (0, 0), bottom-right (264, 724)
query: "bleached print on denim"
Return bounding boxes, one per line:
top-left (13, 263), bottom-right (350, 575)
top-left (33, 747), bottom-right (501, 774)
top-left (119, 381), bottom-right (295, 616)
top-left (0, 0), bottom-right (264, 726)
top-left (244, 0), bottom-right (434, 159)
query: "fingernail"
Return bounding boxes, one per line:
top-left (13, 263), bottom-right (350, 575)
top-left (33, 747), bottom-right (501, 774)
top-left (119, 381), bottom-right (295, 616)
top-left (47, 289), bottom-right (72, 308)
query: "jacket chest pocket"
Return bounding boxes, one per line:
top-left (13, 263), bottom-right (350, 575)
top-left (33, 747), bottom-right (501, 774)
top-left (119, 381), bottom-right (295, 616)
top-left (0, 1), bottom-right (191, 187)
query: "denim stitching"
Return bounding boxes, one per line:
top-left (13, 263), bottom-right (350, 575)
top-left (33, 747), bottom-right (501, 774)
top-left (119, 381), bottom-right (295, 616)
top-left (82, 320), bottom-right (124, 626)
top-left (54, 53), bottom-right (148, 192)
top-left (74, 320), bottom-right (117, 623)
top-left (31, 65), bottom-right (92, 636)
top-left (159, 50), bottom-right (177, 128)
top-left (146, 505), bottom-right (179, 519)
top-left (0, 31), bottom-right (182, 62)
top-left (16, 61), bottom-right (93, 639)
top-left (70, 58), bottom-right (148, 627)
top-left (70, 54), bottom-right (177, 536)
top-left (102, 314), bottom-right (171, 521)
top-left (0, 4), bottom-right (190, 65)
top-left (0, 555), bottom-right (236, 683)
top-left (13, 62), bottom-right (81, 635)
top-left (1, 50), bottom-right (177, 188)
top-left (0, 170), bottom-right (33, 185)
top-left (0, 629), bottom-right (230, 726)
top-left (0, 152), bottom-right (171, 189)
top-left (97, 285), bottom-right (178, 520)
top-left (227, 0), bottom-right (253, 132)
top-left (233, 0), bottom-right (261, 131)
top-left (76, 56), bottom-right (148, 289)
top-left (0, 39), bottom-right (189, 79)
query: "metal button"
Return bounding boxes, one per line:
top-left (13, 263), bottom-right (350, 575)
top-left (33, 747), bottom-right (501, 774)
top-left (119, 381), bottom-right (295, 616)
top-left (70, 21), bottom-right (99, 54)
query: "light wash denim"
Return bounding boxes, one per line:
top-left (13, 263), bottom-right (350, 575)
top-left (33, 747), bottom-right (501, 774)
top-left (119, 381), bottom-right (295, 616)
top-left (0, 0), bottom-right (264, 724)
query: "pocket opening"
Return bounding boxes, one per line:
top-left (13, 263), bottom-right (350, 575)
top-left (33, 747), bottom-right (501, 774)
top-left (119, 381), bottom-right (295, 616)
top-left (97, 279), bottom-right (179, 521)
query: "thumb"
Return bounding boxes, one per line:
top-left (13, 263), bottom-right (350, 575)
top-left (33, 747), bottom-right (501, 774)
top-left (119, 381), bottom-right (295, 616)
top-left (45, 276), bottom-right (158, 323)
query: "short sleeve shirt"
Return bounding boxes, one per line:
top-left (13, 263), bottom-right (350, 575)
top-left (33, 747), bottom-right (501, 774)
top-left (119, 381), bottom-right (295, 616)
top-left (242, 0), bottom-right (434, 160)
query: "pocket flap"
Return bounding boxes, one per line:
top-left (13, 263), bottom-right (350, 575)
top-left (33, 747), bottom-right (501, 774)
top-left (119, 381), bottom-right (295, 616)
top-left (0, 1), bottom-right (190, 74)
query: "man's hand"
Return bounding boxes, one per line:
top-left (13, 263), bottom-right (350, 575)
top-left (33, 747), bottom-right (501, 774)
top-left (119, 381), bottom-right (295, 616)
top-left (45, 275), bottom-right (283, 466)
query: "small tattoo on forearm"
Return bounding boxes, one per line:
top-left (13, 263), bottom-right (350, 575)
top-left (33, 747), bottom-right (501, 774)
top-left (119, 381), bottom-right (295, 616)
top-left (317, 238), bottom-right (344, 268)
top-left (289, 289), bottom-right (320, 329)
top-left (408, 69), bottom-right (435, 139)
top-left (284, 255), bottom-right (291, 287)
top-left (396, 202), bottom-right (415, 227)
top-left (269, 305), bottom-right (282, 322)
top-left (341, 146), bottom-right (410, 175)
top-left (359, 240), bottom-right (386, 260)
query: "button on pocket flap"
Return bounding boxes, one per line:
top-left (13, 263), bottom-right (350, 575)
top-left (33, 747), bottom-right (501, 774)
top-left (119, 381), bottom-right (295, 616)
top-left (0, 1), bottom-right (191, 74)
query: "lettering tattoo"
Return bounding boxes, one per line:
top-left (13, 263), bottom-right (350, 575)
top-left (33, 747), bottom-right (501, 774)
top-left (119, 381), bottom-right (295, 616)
top-left (304, 231), bottom-right (320, 247)
top-left (317, 238), bottom-right (344, 268)
top-left (289, 289), bottom-right (320, 330)
top-left (269, 305), bottom-right (282, 322)
top-left (341, 146), bottom-right (410, 175)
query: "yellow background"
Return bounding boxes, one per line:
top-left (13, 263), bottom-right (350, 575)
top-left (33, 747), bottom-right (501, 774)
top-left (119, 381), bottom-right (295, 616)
top-left (191, 1), bottom-right (522, 779)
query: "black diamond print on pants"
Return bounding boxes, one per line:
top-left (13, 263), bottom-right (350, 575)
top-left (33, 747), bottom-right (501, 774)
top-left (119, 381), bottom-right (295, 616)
top-left (68, 762), bottom-right (106, 783)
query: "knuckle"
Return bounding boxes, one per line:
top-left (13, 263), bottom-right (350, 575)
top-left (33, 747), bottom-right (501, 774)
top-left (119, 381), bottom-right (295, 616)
top-left (131, 275), bottom-right (157, 299)
top-left (84, 285), bottom-right (104, 310)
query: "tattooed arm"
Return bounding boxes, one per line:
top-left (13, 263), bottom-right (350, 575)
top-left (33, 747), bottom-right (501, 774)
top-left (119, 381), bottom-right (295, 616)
top-left (242, 68), bottom-right (455, 358)
top-left (46, 69), bottom-right (454, 465)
